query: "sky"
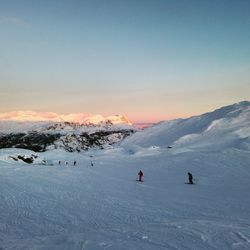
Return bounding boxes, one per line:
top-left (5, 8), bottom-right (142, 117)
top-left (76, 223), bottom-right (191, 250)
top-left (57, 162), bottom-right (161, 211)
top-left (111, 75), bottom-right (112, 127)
top-left (0, 0), bottom-right (250, 123)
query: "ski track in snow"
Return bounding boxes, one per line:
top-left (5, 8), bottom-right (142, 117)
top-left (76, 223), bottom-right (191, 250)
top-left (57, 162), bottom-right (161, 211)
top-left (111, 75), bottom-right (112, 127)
top-left (0, 147), bottom-right (250, 250)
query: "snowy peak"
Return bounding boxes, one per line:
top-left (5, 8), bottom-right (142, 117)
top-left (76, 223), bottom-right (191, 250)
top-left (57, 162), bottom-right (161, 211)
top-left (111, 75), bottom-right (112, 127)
top-left (0, 111), bottom-right (132, 126)
top-left (81, 114), bottom-right (132, 126)
top-left (105, 115), bottom-right (132, 125)
top-left (204, 101), bottom-right (250, 131)
top-left (200, 101), bottom-right (250, 121)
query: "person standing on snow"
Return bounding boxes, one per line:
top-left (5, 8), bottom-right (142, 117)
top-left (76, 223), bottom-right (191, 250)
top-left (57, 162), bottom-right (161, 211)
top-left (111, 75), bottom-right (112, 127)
top-left (187, 172), bottom-right (193, 184)
top-left (138, 170), bottom-right (144, 182)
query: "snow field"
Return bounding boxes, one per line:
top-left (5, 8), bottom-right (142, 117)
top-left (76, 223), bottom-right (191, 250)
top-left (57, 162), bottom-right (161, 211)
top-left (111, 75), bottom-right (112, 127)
top-left (0, 102), bottom-right (250, 249)
top-left (0, 147), bottom-right (250, 249)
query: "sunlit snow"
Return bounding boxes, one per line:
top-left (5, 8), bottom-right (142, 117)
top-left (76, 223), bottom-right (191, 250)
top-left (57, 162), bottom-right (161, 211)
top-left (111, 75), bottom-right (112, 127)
top-left (0, 101), bottom-right (250, 249)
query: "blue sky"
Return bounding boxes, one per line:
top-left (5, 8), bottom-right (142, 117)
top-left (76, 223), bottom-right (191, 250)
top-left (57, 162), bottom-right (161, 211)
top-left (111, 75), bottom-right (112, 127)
top-left (0, 0), bottom-right (250, 122)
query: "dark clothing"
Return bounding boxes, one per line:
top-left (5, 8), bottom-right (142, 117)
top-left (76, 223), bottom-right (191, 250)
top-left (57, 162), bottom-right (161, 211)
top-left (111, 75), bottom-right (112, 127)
top-left (138, 170), bottom-right (144, 182)
top-left (188, 172), bottom-right (193, 184)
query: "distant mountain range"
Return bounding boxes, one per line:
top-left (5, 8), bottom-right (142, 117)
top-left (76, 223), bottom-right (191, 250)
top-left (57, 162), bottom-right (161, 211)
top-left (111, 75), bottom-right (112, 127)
top-left (0, 111), bottom-right (132, 125)
top-left (1, 101), bottom-right (249, 153)
top-left (0, 113), bottom-right (136, 152)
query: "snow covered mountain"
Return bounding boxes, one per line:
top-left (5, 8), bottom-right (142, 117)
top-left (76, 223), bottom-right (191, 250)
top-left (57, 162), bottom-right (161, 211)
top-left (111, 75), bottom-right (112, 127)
top-left (0, 114), bottom-right (136, 152)
top-left (0, 102), bottom-right (250, 249)
top-left (122, 101), bottom-right (250, 152)
top-left (0, 111), bottom-right (132, 125)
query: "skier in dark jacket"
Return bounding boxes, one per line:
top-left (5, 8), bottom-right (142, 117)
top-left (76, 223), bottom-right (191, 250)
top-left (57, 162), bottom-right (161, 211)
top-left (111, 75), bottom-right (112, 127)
top-left (188, 172), bottom-right (193, 184)
top-left (138, 170), bottom-right (144, 182)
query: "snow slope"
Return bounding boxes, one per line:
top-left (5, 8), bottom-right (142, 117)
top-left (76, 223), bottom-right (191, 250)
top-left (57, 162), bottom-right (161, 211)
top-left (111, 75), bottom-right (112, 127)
top-left (122, 101), bottom-right (250, 152)
top-left (0, 147), bottom-right (250, 250)
top-left (0, 101), bottom-right (250, 249)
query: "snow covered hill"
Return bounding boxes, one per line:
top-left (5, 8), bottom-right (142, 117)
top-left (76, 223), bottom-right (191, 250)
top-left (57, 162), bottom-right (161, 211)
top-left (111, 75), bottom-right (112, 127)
top-left (0, 148), bottom-right (46, 165)
top-left (122, 101), bottom-right (250, 152)
top-left (0, 101), bottom-right (250, 249)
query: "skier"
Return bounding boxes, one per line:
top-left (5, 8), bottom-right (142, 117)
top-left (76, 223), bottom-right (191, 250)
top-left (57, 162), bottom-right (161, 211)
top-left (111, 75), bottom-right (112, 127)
top-left (73, 160), bottom-right (76, 166)
top-left (138, 170), bottom-right (144, 182)
top-left (91, 161), bottom-right (93, 167)
top-left (187, 172), bottom-right (193, 184)
top-left (58, 160), bottom-right (61, 165)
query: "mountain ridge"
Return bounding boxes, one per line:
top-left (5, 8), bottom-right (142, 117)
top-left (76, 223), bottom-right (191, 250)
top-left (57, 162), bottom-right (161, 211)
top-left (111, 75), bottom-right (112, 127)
top-left (0, 111), bottom-right (132, 126)
top-left (0, 119), bottom-right (136, 152)
top-left (121, 101), bottom-right (250, 152)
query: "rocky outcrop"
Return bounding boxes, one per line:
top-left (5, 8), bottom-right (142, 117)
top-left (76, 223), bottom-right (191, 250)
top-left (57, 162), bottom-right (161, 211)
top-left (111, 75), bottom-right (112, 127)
top-left (0, 129), bottom-right (135, 152)
top-left (0, 132), bottom-right (61, 152)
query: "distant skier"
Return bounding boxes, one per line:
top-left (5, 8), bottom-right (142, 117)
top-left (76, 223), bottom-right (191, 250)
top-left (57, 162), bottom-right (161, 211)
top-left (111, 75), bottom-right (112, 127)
top-left (91, 161), bottom-right (93, 167)
top-left (187, 172), bottom-right (193, 184)
top-left (73, 160), bottom-right (76, 166)
top-left (58, 160), bottom-right (61, 165)
top-left (138, 170), bottom-right (144, 182)
top-left (65, 161), bottom-right (68, 165)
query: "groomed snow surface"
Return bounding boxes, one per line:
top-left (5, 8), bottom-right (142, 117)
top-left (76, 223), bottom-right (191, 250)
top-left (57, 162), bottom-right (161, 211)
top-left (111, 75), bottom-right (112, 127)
top-left (1, 146), bottom-right (250, 250)
top-left (0, 101), bottom-right (250, 249)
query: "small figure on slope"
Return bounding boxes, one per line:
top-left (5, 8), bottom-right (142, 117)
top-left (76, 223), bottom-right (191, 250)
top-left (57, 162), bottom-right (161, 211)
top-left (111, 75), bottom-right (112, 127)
top-left (138, 170), bottom-right (144, 182)
top-left (73, 160), bottom-right (76, 166)
top-left (187, 172), bottom-right (193, 184)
